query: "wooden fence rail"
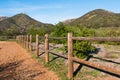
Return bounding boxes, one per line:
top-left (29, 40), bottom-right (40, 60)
top-left (16, 33), bottom-right (120, 79)
top-left (0, 36), bottom-right (16, 40)
top-left (73, 37), bottom-right (120, 42)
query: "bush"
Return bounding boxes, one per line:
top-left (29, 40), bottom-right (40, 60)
top-left (50, 22), bottom-right (96, 58)
top-left (73, 41), bottom-right (96, 58)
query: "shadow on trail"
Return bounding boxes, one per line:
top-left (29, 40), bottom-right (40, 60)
top-left (0, 60), bottom-right (23, 80)
top-left (0, 59), bottom-right (44, 80)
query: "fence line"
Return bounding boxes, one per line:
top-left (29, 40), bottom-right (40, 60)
top-left (73, 37), bottom-right (120, 41)
top-left (0, 36), bottom-right (16, 40)
top-left (16, 33), bottom-right (120, 79)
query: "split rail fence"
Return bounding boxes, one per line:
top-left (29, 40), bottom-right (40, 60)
top-left (0, 36), bottom-right (16, 41)
top-left (16, 33), bottom-right (120, 79)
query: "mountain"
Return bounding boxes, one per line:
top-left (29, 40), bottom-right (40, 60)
top-left (0, 16), bottom-right (8, 21)
top-left (0, 13), bottom-right (53, 35)
top-left (62, 18), bottom-right (76, 24)
top-left (63, 9), bottom-right (120, 28)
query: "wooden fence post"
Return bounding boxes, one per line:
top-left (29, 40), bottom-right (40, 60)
top-left (30, 35), bottom-right (32, 52)
top-left (36, 34), bottom-right (39, 56)
top-left (19, 35), bottom-right (21, 45)
top-left (24, 35), bottom-right (26, 48)
top-left (18, 36), bottom-right (20, 43)
top-left (22, 35), bottom-right (24, 46)
top-left (23, 35), bottom-right (25, 46)
top-left (68, 33), bottom-right (73, 79)
top-left (26, 35), bottom-right (29, 50)
top-left (20, 35), bottom-right (22, 45)
top-left (45, 34), bottom-right (49, 63)
top-left (16, 36), bottom-right (18, 42)
top-left (23, 35), bottom-right (26, 48)
top-left (24, 35), bottom-right (27, 48)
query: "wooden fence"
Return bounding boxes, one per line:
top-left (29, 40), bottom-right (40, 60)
top-left (0, 36), bottom-right (16, 41)
top-left (16, 33), bottom-right (120, 79)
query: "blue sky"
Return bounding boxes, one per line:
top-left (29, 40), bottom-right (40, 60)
top-left (0, 0), bottom-right (120, 24)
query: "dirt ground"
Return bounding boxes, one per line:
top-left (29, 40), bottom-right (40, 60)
top-left (0, 41), bottom-right (59, 80)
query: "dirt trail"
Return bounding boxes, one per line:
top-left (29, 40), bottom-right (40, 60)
top-left (0, 41), bottom-right (59, 80)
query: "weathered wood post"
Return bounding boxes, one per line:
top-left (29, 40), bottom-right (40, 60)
top-left (22, 35), bottom-right (24, 46)
top-left (23, 35), bottom-right (25, 47)
top-left (30, 35), bottom-right (32, 52)
top-left (24, 35), bottom-right (26, 48)
top-left (16, 36), bottom-right (18, 43)
top-left (16, 36), bottom-right (18, 42)
top-left (19, 35), bottom-right (21, 45)
top-left (26, 35), bottom-right (29, 49)
top-left (25, 35), bottom-right (27, 48)
top-left (36, 34), bottom-right (39, 56)
top-left (23, 35), bottom-right (26, 47)
top-left (18, 36), bottom-right (20, 44)
top-left (45, 34), bottom-right (49, 63)
top-left (68, 33), bottom-right (73, 79)
top-left (20, 35), bottom-right (22, 45)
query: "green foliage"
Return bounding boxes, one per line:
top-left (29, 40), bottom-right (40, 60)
top-left (3, 26), bottom-right (20, 36)
top-left (73, 41), bottom-right (96, 58)
top-left (51, 22), bottom-right (96, 58)
top-left (43, 54), bottom-right (69, 80)
top-left (50, 22), bottom-right (70, 37)
top-left (27, 27), bottom-right (45, 36)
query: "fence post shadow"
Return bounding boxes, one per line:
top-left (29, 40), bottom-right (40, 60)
top-left (73, 55), bottom-right (93, 77)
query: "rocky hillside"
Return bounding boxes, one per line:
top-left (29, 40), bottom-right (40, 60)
top-left (0, 16), bottom-right (8, 21)
top-left (64, 9), bottom-right (120, 28)
top-left (0, 13), bottom-right (53, 35)
top-left (62, 18), bottom-right (76, 24)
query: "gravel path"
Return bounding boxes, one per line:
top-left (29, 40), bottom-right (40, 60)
top-left (0, 41), bottom-right (59, 80)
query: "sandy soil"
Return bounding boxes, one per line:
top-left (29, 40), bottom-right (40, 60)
top-left (0, 41), bottom-right (59, 80)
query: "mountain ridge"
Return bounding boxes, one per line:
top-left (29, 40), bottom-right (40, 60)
top-left (0, 16), bottom-right (8, 21)
top-left (0, 13), bottom-right (53, 35)
top-left (63, 9), bottom-right (120, 28)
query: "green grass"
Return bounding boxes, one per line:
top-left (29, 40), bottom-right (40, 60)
top-left (29, 50), bottom-right (105, 80)
top-left (30, 52), bottom-right (103, 80)
top-left (30, 52), bottom-right (70, 80)
top-left (75, 67), bottom-right (101, 80)
top-left (44, 54), bottom-right (69, 80)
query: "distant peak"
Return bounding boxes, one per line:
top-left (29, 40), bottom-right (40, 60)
top-left (17, 13), bottom-right (28, 16)
top-left (93, 9), bottom-right (106, 11)
top-left (91, 9), bottom-right (114, 14)
top-left (0, 16), bottom-right (8, 21)
top-left (12, 13), bottom-right (31, 19)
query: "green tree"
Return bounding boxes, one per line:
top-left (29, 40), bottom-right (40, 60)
top-left (51, 22), bottom-right (96, 58)
top-left (27, 27), bottom-right (45, 36)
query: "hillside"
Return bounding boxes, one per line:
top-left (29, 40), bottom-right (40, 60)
top-left (62, 18), bottom-right (76, 24)
top-left (64, 9), bottom-right (120, 28)
top-left (0, 16), bottom-right (8, 21)
top-left (0, 13), bottom-right (53, 35)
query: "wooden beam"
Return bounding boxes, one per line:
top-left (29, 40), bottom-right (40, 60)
top-left (30, 35), bottom-right (32, 52)
top-left (68, 33), bottom-right (74, 79)
top-left (73, 37), bottom-right (120, 42)
top-left (45, 34), bottom-right (49, 63)
top-left (36, 34), bottom-right (39, 56)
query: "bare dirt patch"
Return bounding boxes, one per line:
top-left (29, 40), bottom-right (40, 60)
top-left (0, 41), bottom-right (59, 80)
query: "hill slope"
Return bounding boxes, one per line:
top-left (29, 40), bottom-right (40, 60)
top-left (0, 16), bottom-right (8, 21)
top-left (64, 9), bottom-right (120, 28)
top-left (0, 13), bottom-right (53, 35)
